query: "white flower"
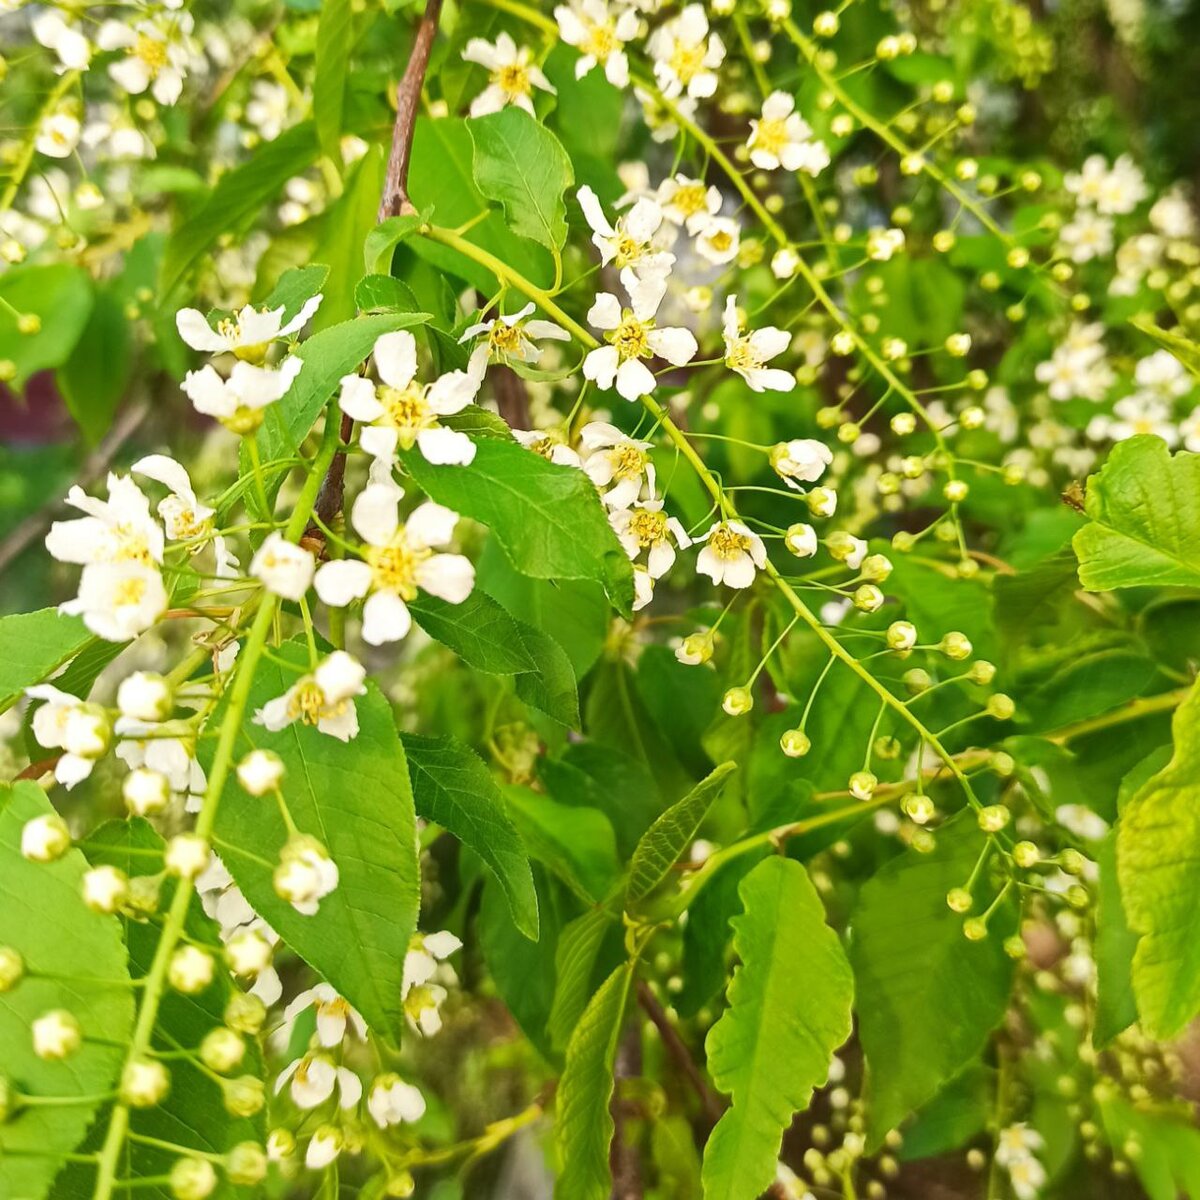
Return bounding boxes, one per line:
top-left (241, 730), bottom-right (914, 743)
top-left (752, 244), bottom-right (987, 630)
top-left (36, 113), bottom-right (82, 159)
top-left (276, 1055), bottom-right (361, 1110)
top-left (402, 930), bottom-right (463, 993)
top-left (255, 651), bottom-right (366, 742)
top-left (648, 4), bottom-right (725, 100)
top-left (1006, 1154), bottom-right (1047, 1200)
top-left (182, 358), bottom-right (303, 433)
top-left (339, 330), bottom-right (482, 468)
top-left (512, 428), bottom-right (583, 468)
top-left (747, 92), bottom-right (829, 175)
top-left (314, 486), bottom-right (474, 646)
top-left (579, 421), bottom-right (656, 509)
top-left (631, 564), bottom-right (655, 612)
top-left (404, 981), bottom-right (450, 1036)
top-left (116, 732), bottom-right (204, 811)
top-left (305, 1127), bottom-right (343, 1171)
top-left (656, 174), bottom-right (722, 234)
top-left (1181, 406), bottom-right (1200, 452)
top-left (695, 217), bottom-right (741, 266)
top-left (1065, 155), bottom-right (1109, 206)
top-left (555, 0), bottom-right (639, 87)
top-left (283, 983), bottom-right (367, 1047)
top-left (368, 1074), bottom-right (426, 1128)
top-left (462, 33), bottom-right (555, 117)
top-left (176, 296), bottom-right (322, 361)
top-left (459, 302), bottom-right (570, 374)
top-left (21, 813), bottom-right (70, 862)
top-left (274, 837), bottom-right (340, 916)
top-left (97, 15), bottom-right (192, 106)
top-left (130, 455), bottom-right (234, 574)
top-left (47, 473), bottom-right (163, 569)
top-left (784, 523), bottom-right (818, 557)
top-left (32, 12), bottom-right (92, 71)
top-left (1034, 325), bottom-right (1112, 402)
top-left (250, 533), bottom-right (315, 602)
top-left (27, 685), bottom-right (111, 788)
top-left (1088, 395), bottom-right (1178, 446)
top-left (1133, 349), bottom-right (1190, 399)
top-left (770, 439), bottom-right (833, 489)
top-left (723, 297), bottom-right (793, 392)
top-left (696, 521), bottom-right (768, 589)
top-left (1150, 188), bottom-right (1196, 239)
top-left (609, 499), bottom-right (690, 580)
top-left (1058, 210), bottom-right (1113, 262)
top-left (246, 80), bottom-right (291, 141)
top-left (771, 248), bottom-right (800, 279)
top-left (237, 749), bottom-right (285, 796)
top-left (33, 1010), bottom-right (81, 1059)
top-left (577, 185), bottom-right (675, 282)
top-left (583, 268), bottom-right (697, 402)
top-left (866, 227), bottom-right (905, 261)
top-left (116, 671), bottom-right (173, 723)
top-left (60, 561), bottom-right (167, 642)
top-left (167, 944), bottom-right (214, 993)
top-left (1096, 154), bottom-right (1147, 215)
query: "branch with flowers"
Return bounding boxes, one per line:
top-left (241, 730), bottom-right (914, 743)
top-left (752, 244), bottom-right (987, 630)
top-left (1, 2), bottom-right (1199, 1200)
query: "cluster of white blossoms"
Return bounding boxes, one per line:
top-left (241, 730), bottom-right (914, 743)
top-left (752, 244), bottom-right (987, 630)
top-left (994, 1124), bottom-right (1048, 1200)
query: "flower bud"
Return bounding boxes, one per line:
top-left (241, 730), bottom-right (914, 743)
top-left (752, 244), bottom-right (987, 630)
top-left (225, 992), bottom-right (267, 1036)
top-left (853, 585), bottom-right (884, 613)
top-left (960, 405), bottom-right (985, 430)
top-left (0, 946), bottom-right (24, 992)
top-left (780, 728), bottom-right (811, 758)
top-left (121, 1058), bottom-right (170, 1107)
top-left (813, 10), bottom-right (839, 35)
top-left (267, 1128), bottom-right (296, 1162)
top-left (1003, 935), bottom-right (1027, 960)
top-left (943, 479), bottom-right (969, 503)
top-left (1059, 849), bottom-right (1087, 877)
top-left (123, 768), bottom-right (170, 817)
top-left (32, 1009), bottom-right (81, 1060)
top-left (227, 1142), bottom-right (268, 1186)
top-left (830, 331), bottom-right (854, 356)
top-left (306, 1125), bottom-right (343, 1170)
top-left (986, 694), bottom-right (1015, 720)
top-left (200, 1027), bottom-right (245, 1074)
top-left (902, 668), bottom-right (932, 694)
top-left (902, 793), bottom-right (935, 825)
top-left (1013, 841), bottom-right (1040, 869)
top-left (168, 945), bottom-right (214, 995)
top-left (873, 736), bottom-right (901, 761)
top-left (722, 687), bottom-right (753, 717)
top-left (968, 660), bottom-right (996, 685)
top-left (21, 814), bottom-right (70, 862)
top-left (886, 621), bottom-right (917, 652)
top-left (805, 486), bottom-right (838, 518)
top-left (1066, 884), bottom-right (1089, 910)
top-left (784, 523), bottom-right (818, 557)
top-left (225, 928), bottom-right (273, 978)
top-left (236, 749), bottom-right (285, 796)
top-left (848, 770), bottom-right (877, 801)
top-left (860, 554), bottom-right (892, 582)
top-left (890, 412), bottom-right (916, 435)
top-left (169, 1157), bottom-right (217, 1200)
top-left (164, 834), bottom-right (210, 880)
top-left (224, 1075), bottom-right (266, 1117)
top-left (946, 888), bottom-right (973, 913)
top-left (977, 804), bottom-right (1010, 833)
top-left (117, 672), bottom-right (174, 723)
top-left (274, 835), bottom-right (339, 915)
top-left (676, 631), bottom-right (714, 666)
top-left (944, 333), bottom-right (971, 357)
top-left (82, 866), bottom-right (129, 915)
top-left (962, 917), bottom-right (988, 942)
top-left (939, 631), bottom-right (972, 660)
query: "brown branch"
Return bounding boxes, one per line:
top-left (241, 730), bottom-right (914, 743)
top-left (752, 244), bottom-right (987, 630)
top-left (636, 980), bottom-right (724, 1130)
top-left (304, 0), bottom-right (443, 552)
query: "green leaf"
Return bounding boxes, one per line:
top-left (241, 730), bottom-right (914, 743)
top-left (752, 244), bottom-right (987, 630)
top-left (702, 857), bottom-right (854, 1200)
top-left (626, 762), bottom-right (737, 905)
top-left (0, 608), bottom-right (93, 715)
top-left (851, 814), bottom-right (1018, 1143)
top-left (261, 264), bottom-right (330, 321)
top-left (58, 290), bottom-right (132, 444)
top-left (404, 437), bottom-right (634, 615)
top-left (468, 108), bottom-right (574, 251)
top-left (1074, 437), bottom-right (1200, 591)
top-left (364, 214), bottom-right (425, 275)
top-left (206, 639), bottom-right (420, 1043)
top-left (1095, 828), bottom-right (1138, 1046)
top-left (1118, 680), bottom-right (1200, 1037)
top-left (355, 273), bottom-right (421, 313)
top-left (314, 0), bottom-right (353, 161)
top-left (555, 964), bottom-right (633, 1200)
top-left (401, 733), bottom-right (538, 940)
top-left (548, 906), bottom-right (616, 1053)
top-left (1129, 315), bottom-right (1200, 380)
top-left (161, 122), bottom-right (320, 298)
top-left (0, 264), bottom-right (94, 388)
top-left (1097, 1095), bottom-right (1200, 1200)
top-left (0, 782), bottom-right (134, 1200)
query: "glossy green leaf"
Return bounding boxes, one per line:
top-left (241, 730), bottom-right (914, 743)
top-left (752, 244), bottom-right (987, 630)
top-left (58, 289), bottom-right (132, 444)
top-left (404, 437), bottom-right (634, 615)
top-left (851, 814), bottom-right (1017, 1143)
top-left (401, 733), bottom-right (538, 939)
top-left (207, 639), bottom-right (420, 1043)
top-left (0, 264), bottom-right (94, 388)
top-left (314, 0), bottom-right (353, 161)
top-left (555, 963), bottom-right (633, 1200)
top-left (1095, 828), bottom-right (1138, 1046)
top-left (0, 782), bottom-right (134, 1200)
top-left (0, 608), bottom-right (92, 715)
top-left (548, 906), bottom-right (616, 1053)
top-left (1074, 437), bottom-right (1200, 591)
top-left (702, 857), bottom-right (853, 1200)
top-left (1118, 680), bottom-right (1200, 1037)
top-left (626, 762), bottom-right (737, 905)
top-left (364, 214), bottom-right (425, 275)
top-left (469, 108), bottom-right (574, 251)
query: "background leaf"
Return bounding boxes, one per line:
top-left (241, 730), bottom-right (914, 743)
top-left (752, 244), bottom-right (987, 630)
top-left (314, 0), bottom-right (353, 162)
top-left (0, 609), bottom-right (92, 715)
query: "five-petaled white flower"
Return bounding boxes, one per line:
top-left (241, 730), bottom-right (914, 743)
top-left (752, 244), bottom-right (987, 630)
top-left (656, 174), bottom-right (722, 234)
top-left (459, 302), bottom-right (570, 375)
top-left (609, 499), bottom-right (691, 582)
top-left (696, 520), bottom-right (768, 589)
top-left (583, 269), bottom-right (698, 402)
top-left (747, 92), bottom-right (830, 175)
top-left (723, 297), bottom-right (793, 392)
top-left (97, 14), bottom-right (192, 106)
top-left (339, 330), bottom-right (482, 468)
top-left (255, 651), bottom-right (367, 742)
top-left (577, 186), bottom-right (676, 282)
top-left (555, 0), bottom-right (639, 87)
top-left (283, 984), bottom-right (367, 1047)
top-left (32, 11), bottom-right (92, 71)
top-left (182, 357), bottom-right (303, 434)
top-left (696, 216), bottom-right (741, 266)
top-left (176, 296), bottom-right (322, 362)
top-left (47, 473), bottom-right (164, 569)
top-left (61, 561), bottom-right (168, 643)
top-left (462, 33), bottom-right (556, 117)
top-left (36, 113), bottom-right (82, 159)
top-left (314, 482), bottom-right (474, 646)
top-left (648, 4), bottom-right (725, 100)
top-left (368, 1074), bottom-right (427, 1128)
top-left (276, 1053), bottom-right (362, 1110)
top-left (579, 421), bottom-right (656, 509)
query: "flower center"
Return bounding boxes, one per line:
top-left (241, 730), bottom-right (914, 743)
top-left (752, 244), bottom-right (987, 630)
top-left (669, 40), bottom-right (706, 83)
top-left (583, 21), bottom-right (616, 61)
top-left (706, 229), bottom-right (735, 253)
top-left (114, 525), bottom-right (155, 565)
top-left (708, 524), bottom-right (751, 560)
top-left (113, 574), bottom-right (149, 606)
top-left (134, 32), bottom-right (169, 72)
top-left (608, 443), bottom-right (648, 480)
top-left (378, 384), bottom-right (432, 445)
top-left (614, 230), bottom-right (646, 266)
top-left (610, 313), bottom-right (651, 361)
top-left (288, 681), bottom-right (331, 726)
top-left (628, 509), bottom-right (668, 546)
top-left (365, 534), bottom-right (431, 600)
top-left (670, 182), bottom-right (710, 217)
top-left (495, 62), bottom-right (531, 98)
top-left (488, 321), bottom-right (525, 355)
top-left (724, 336), bottom-right (760, 372)
top-left (753, 117), bottom-right (790, 157)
